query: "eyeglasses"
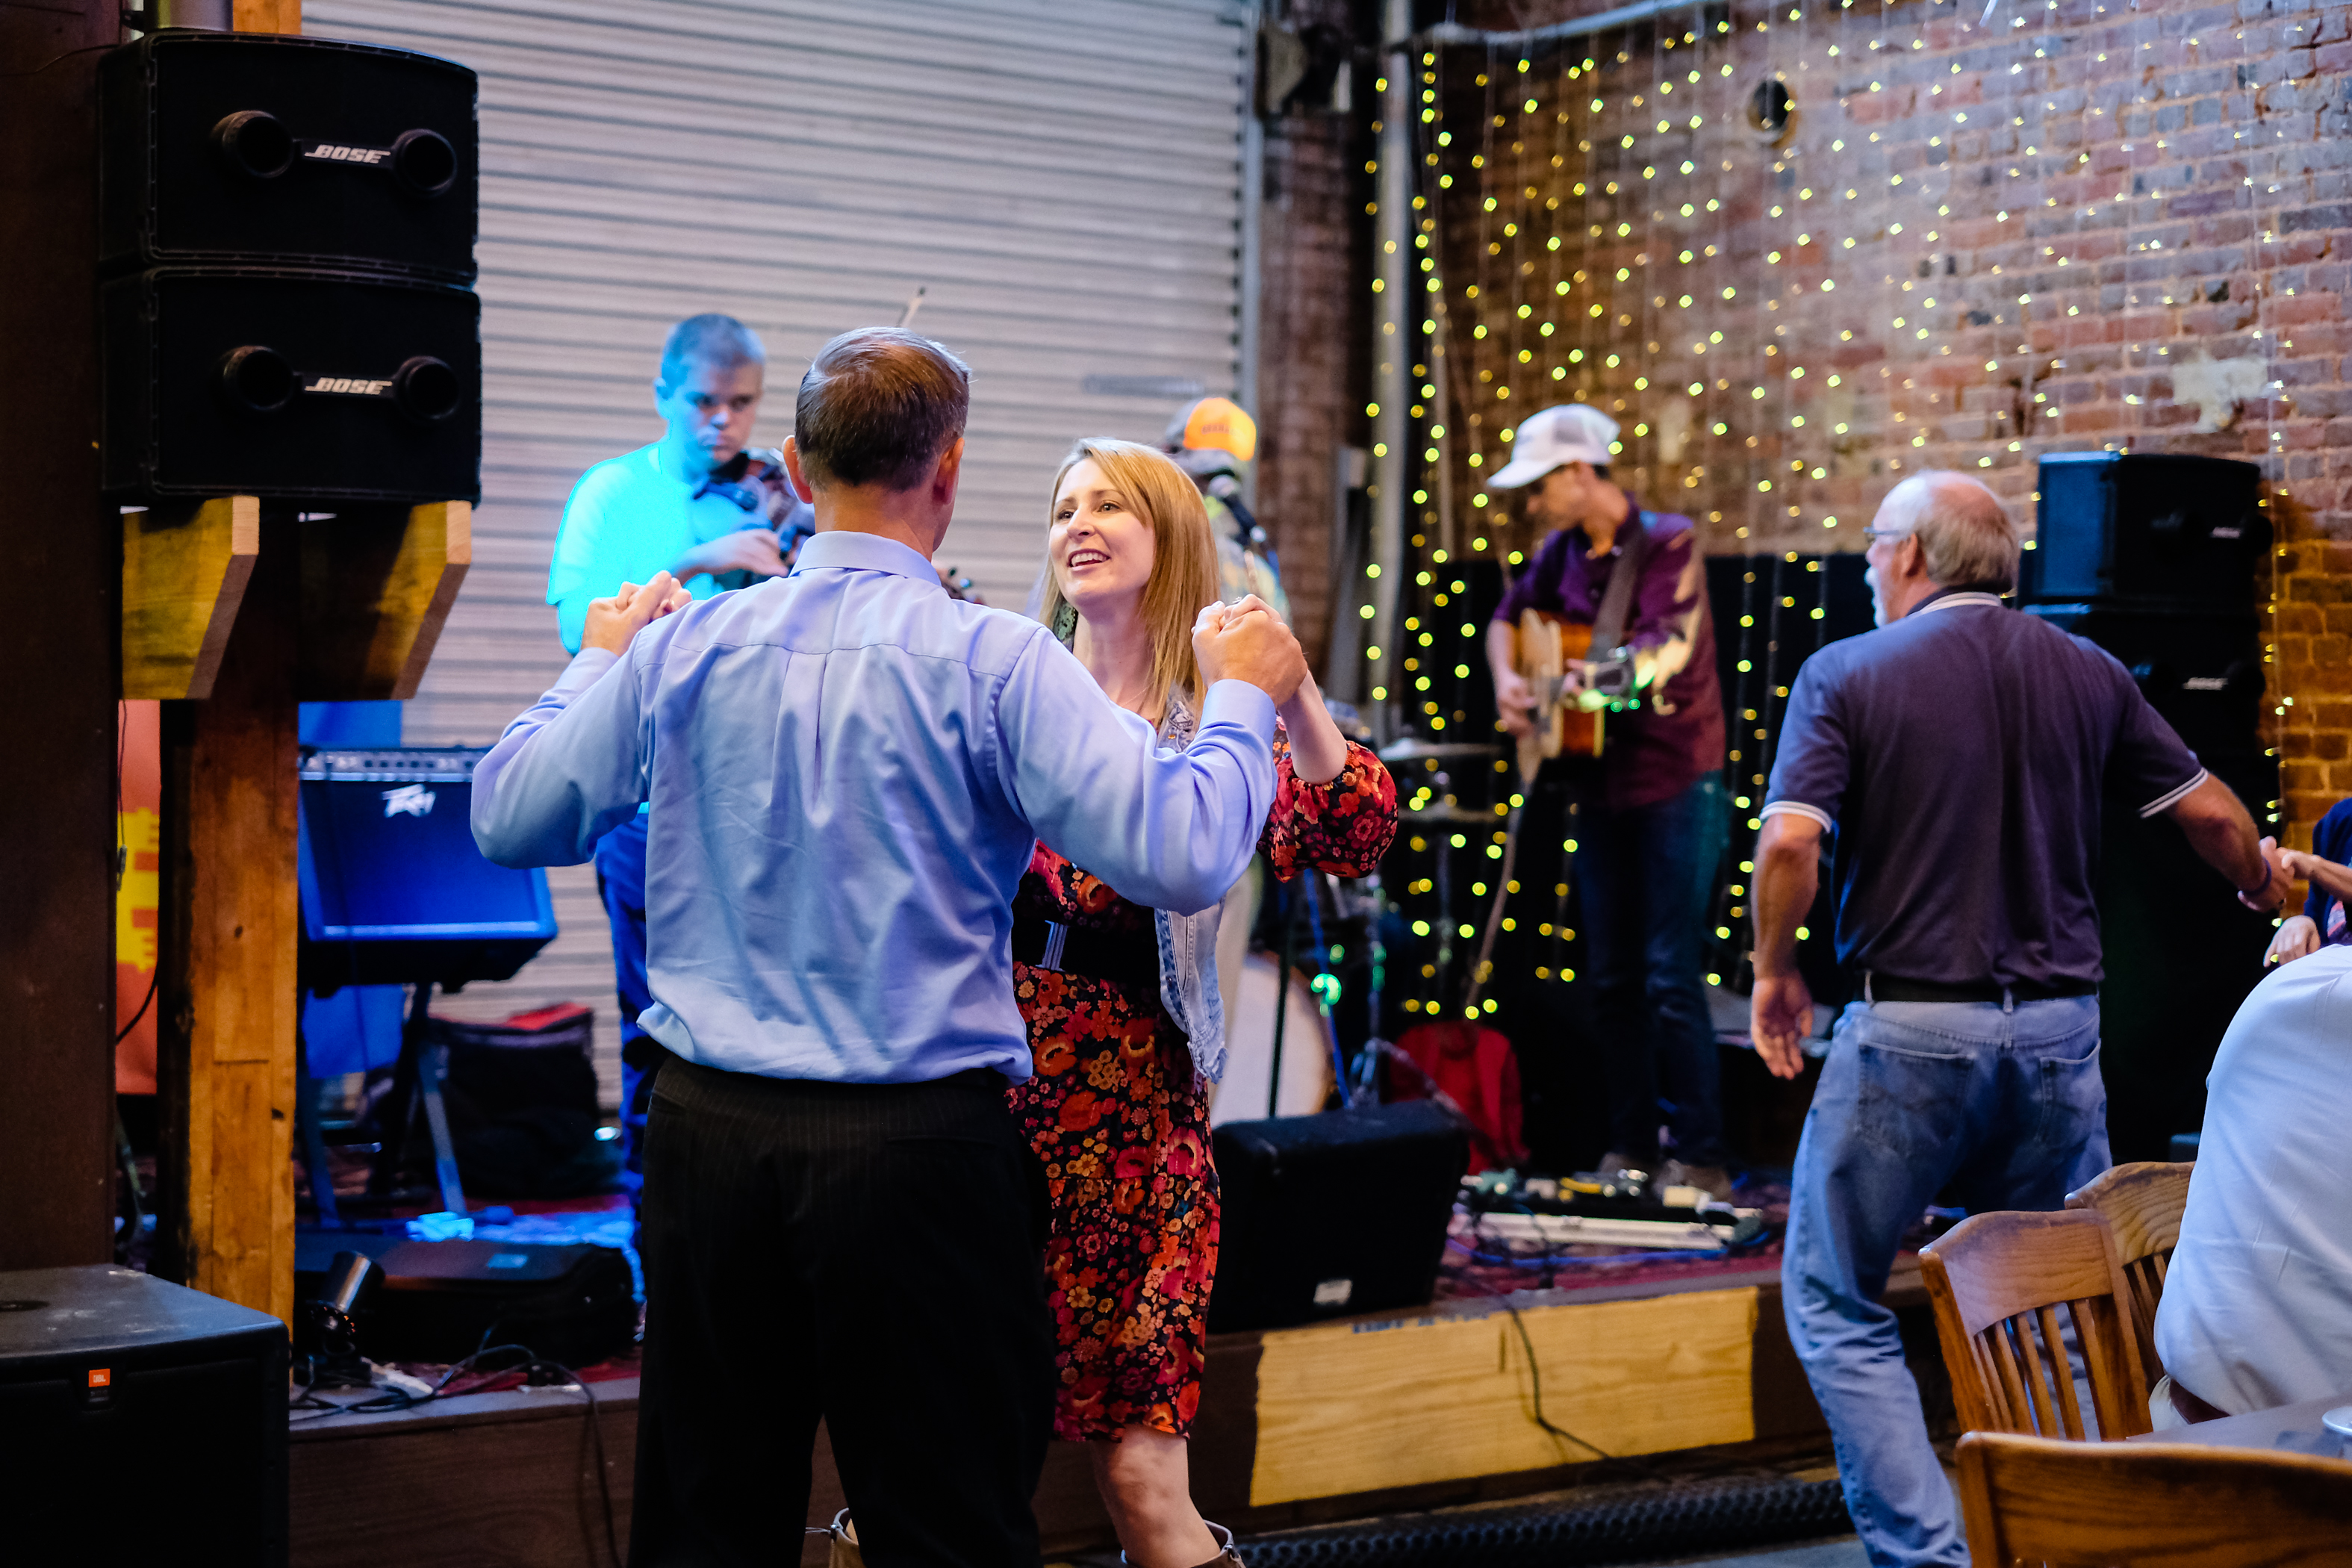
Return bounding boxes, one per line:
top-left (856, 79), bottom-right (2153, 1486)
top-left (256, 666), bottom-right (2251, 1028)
top-left (1862, 527), bottom-right (1914, 545)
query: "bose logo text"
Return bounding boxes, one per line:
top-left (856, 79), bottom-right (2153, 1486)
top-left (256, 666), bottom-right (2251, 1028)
top-left (305, 143), bottom-right (390, 164)
top-left (307, 376), bottom-right (394, 396)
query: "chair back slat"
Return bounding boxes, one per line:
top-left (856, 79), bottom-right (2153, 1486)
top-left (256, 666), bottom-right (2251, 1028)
top-left (2067, 1161), bottom-right (2193, 1389)
top-left (2035, 1304), bottom-right (2086, 1440)
top-left (1956, 1431), bottom-right (2352, 1568)
top-left (1920, 1209), bottom-right (2151, 1440)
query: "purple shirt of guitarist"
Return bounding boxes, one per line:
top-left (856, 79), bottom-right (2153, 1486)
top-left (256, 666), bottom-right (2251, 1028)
top-left (1496, 505), bottom-right (1726, 812)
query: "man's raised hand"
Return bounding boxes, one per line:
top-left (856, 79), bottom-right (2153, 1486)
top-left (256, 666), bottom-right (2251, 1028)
top-left (583, 570), bottom-right (692, 656)
top-left (1194, 596), bottom-right (1307, 706)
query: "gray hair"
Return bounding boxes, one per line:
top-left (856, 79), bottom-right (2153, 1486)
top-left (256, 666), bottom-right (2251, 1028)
top-left (1888, 470), bottom-right (2020, 592)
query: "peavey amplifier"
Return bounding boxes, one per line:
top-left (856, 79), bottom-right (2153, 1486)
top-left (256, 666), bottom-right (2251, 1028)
top-left (102, 266), bottom-right (480, 503)
top-left (99, 29), bottom-right (477, 282)
top-left (1207, 1101), bottom-right (1468, 1333)
top-left (299, 747), bottom-right (554, 992)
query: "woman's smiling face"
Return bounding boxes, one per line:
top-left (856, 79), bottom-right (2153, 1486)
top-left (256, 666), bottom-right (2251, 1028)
top-left (1050, 456), bottom-right (1157, 616)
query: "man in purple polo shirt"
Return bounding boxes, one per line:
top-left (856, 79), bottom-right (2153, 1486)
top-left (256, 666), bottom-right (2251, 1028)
top-left (1484, 402), bottom-right (1730, 1195)
top-left (1749, 470), bottom-right (2281, 1568)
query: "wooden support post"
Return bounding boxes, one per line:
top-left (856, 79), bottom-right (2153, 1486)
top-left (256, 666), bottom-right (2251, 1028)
top-left (156, 517), bottom-right (300, 1323)
top-left (0, 0), bottom-right (121, 1271)
top-left (231, 0), bottom-right (302, 33)
top-left (299, 501), bottom-right (472, 700)
top-left (124, 496), bottom-right (261, 700)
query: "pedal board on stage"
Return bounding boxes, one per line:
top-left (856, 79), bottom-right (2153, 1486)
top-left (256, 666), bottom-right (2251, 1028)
top-left (1460, 1172), bottom-right (1767, 1252)
top-left (294, 1231), bottom-right (635, 1369)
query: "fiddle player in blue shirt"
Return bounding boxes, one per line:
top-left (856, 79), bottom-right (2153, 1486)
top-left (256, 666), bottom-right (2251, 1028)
top-left (475, 327), bottom-right (1307, 1567)
top-left (545, 313), bottom-right (813, 1207)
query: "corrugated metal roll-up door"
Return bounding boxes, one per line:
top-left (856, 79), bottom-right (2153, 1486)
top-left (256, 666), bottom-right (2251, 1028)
top-left (303, 0), bottom-right (1251, 1102)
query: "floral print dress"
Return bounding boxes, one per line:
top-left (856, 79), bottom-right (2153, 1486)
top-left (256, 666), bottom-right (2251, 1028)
top-left (1007, 728), bottom-right (1398, 1442)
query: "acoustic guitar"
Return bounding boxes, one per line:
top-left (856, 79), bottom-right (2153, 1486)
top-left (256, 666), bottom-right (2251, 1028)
top-left (1511, 608), bottom-right (1630, 780)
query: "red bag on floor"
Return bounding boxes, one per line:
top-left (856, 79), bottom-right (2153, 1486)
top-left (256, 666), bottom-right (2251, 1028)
top-left (1387, 1021), bottom-right (1526, 1172)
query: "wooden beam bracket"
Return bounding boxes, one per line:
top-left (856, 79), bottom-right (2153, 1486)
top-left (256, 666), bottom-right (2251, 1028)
top-left (122, 496), bottom-right (261, 701)
top-left (298, 500), bottom-right (472, 701)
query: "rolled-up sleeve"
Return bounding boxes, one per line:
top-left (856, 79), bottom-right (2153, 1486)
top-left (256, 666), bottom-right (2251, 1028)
top-left (471, 644), bottom-right (650, 867)
top-left (996, 632), bottom-right (1277, 916)
top-left (1761, 660), bottom-right (1846, 833)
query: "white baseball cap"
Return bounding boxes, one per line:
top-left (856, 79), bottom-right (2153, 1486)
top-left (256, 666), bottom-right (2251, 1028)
top-left (1487, 403), bottom-right (1621, 489)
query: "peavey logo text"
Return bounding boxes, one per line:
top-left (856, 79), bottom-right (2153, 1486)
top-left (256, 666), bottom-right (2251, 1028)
top-left (304, 142), bottom-right (391, 164)
top-left (305, 374), bottom-right (394, 397)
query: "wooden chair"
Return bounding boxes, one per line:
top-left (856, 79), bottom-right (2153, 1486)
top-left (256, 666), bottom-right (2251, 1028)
top-left (1919, 1209), bottom-right (2150, 1439)
top-left (1956, 1431), bottom-right (2352, 1567)
top-left (2065, 1160), bottom-right (2193, 1387)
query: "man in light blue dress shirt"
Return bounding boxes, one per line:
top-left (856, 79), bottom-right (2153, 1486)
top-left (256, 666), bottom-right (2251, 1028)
top-left (474, 328), bottom-right (1307, 1568)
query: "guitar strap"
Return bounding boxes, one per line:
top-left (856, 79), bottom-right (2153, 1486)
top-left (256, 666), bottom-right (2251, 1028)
top-left (1587, 509), bottom-right (1652, 657)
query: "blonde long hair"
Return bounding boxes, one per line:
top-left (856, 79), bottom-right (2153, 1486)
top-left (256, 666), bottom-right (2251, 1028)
top-left (1038, 438), bottom-right (1221, 725)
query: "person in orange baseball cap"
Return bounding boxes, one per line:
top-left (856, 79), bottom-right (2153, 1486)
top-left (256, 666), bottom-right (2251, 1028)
top-left (1163, 396), bottom-right (1288, 623)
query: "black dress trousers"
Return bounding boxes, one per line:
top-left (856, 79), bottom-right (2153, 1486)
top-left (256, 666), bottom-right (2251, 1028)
top-left (629, 1057), bottom-right (1055, 1568)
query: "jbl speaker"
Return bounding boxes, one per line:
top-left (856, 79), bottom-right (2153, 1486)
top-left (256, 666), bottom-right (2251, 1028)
top-left (102, 267), bottom-right (482, 503)
top-left (298, 748), bottom-right (554, 991)
top-left (2021, 604), bottom-right (2265, 759)
top-left (99, 30), bottom-right (476, 282)
top-left (1207, 1101), bottom-right (1468, 1332)
top-left (2023, 452), bottom-right (2267, 609)
top-left (0, 1266), bottom-right (287, 1568)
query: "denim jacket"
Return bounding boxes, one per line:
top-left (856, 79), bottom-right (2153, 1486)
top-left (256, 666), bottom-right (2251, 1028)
top-left (1154, 692), bottom-right (1233, 1084)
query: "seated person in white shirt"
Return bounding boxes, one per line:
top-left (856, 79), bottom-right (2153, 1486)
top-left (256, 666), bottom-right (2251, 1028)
top-left (2152, 942), bottom-right (2352, 1423)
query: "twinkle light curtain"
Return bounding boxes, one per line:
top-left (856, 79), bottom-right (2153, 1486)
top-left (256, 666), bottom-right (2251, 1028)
top-left (1367, 0), bottom-right (2339, 1019)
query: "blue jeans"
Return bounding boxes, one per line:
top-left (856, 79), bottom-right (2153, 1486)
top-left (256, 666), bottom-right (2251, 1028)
top-left (1574, 774), bottom-right (1729, 1166)
top-left (594, 812), bottom-right (662, 1188)
top-left (1782, 993), bottom-right (2110, 1568)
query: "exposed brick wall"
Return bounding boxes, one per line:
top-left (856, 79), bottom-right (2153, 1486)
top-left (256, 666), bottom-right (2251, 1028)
top-left (1407, 0), bottom-right (2352, 870)
top-left (1255, 0), bottom-right (1375, 672)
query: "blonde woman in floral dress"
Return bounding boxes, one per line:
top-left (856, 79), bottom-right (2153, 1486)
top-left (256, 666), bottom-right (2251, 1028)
top-left (1009, 438), bottom-right (1397, 1568)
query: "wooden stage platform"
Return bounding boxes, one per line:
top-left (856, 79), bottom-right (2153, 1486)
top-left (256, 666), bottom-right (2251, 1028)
top-left (290, 1257), bottom-right (1941, 1567)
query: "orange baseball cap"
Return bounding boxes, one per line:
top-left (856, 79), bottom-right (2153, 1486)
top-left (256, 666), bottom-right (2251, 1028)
top-left (1165, 396), bottom-right (1258, 464)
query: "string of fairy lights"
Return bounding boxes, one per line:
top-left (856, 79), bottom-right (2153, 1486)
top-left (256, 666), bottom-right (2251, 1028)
top-left (1349, 0), bottom-right (2309, 1021)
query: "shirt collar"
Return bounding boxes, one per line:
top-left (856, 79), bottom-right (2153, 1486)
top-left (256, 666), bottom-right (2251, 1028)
top-left (1906, 586), bottom-right (2006, 618)
top-left (1572, 497), bottom-right (1643, 557)
top-left (791, 529), bottom-right (945, 587)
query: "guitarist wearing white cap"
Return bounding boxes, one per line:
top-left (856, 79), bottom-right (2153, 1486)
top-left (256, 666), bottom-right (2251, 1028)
top-left (1481, 402), bottom-right (1732, 1198)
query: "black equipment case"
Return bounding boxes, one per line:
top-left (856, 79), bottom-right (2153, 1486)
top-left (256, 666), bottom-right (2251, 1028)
top-left (1208, 1101), bottom-right (1468, 1333)
top-left (294, 1233), bottom-right (636, 1369)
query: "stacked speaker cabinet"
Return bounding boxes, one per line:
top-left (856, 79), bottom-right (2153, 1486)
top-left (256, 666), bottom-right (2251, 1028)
top-left (2019, 450), bottom-right (2274, 1162)
top-left (99, 30), bottom-right (480, 503)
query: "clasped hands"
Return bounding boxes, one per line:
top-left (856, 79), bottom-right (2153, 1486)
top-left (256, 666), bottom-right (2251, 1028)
top-left (1192, 595), bottom-right (1309, 706)
top-left (583, 570), bottom-right (693, 656)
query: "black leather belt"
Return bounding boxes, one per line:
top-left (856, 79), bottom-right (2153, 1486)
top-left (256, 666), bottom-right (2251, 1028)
top-left (1867, 974), bottom-right (2097, 1004)
top-left (1011, 915), bottom-right (1160, 990)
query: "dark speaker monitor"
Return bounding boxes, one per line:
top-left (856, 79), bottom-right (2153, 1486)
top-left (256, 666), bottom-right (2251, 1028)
top-left (0, 1266), bottom-right (287, 1568)
top-left (2023, 452), bottom-right (2266, 608)
top-left (99, 30), bottom-right (477, 282)
top-left (1207, 1101), bottom-right (1468, 1333)
top-left (299, 747), bottom-right (556, 992)
top-left (102, 267), bottom-right (481, 503)
top-left (2020, 604), bottom-right (2264, 759)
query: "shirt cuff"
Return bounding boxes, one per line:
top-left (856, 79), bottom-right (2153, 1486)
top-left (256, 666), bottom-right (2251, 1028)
top-left (1199, 679), bottom-right (1278, 743)
top-left (1759, 800), bottom-right (1835, 832)
top-left (552, 647), bottom-right (620, 698)
top-left (2138, 768), bottom-right (2209, 819)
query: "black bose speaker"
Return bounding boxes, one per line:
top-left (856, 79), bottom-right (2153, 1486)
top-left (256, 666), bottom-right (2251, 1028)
top-left (0, 1266), bottom-right (287, 1568)
top-left (1207, 1101), bottom-right (1468, 1333)
top-left (102, 267), bottom-right (481, 503)
top-left (2022, 452), bottom-right (2266, 608)
top-left (99, 30), bottom-right (477, 282)
top-left (2021, 604), bottom-right (2265, 759)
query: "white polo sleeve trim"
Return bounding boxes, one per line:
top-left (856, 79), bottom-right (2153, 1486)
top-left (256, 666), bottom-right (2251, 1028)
top-left (2138, 768), bottom-right (2209, 819)
top-left (1760, 800), bottom-right (1835, 831)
